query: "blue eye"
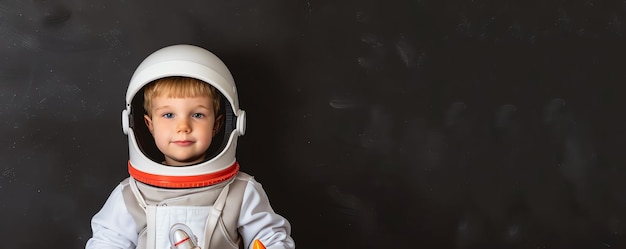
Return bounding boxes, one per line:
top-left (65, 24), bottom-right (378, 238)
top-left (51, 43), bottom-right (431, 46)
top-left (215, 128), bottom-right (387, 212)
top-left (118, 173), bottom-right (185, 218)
top-left (192, 113), bottom-right (205, 118)
top-left (163, 113), bottom-right (174, 119)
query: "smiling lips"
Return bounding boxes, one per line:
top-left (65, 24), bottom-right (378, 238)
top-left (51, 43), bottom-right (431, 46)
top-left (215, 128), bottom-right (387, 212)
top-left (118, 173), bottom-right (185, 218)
top-left (173, 140), bottom-right (194, 146)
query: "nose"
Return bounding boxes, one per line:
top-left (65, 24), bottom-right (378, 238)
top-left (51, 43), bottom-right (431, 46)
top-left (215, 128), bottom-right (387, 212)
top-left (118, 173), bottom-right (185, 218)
top-left (176, 118), bottom-right (191, 133)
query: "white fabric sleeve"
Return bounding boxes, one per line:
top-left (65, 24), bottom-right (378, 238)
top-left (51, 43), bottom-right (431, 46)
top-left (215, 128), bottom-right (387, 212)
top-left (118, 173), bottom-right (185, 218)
top-left (85, 184), bottom-right (138, 249)
top-left (238, 179), bottom-right (295, 249)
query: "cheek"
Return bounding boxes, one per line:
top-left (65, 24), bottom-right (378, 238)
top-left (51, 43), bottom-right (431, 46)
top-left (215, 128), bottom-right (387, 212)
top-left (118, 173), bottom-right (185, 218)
top-left (153, 132), bottom-right (168, 145)
top-left (151, 124), bottom-right (170, 141)
top-left (200, 128), bottom-right (214, 141)
top-left (198, 126), bottom-right (215, 144)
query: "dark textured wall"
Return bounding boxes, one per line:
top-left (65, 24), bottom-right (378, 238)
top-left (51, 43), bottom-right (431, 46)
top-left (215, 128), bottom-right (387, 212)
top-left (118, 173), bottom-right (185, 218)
top-left (1, 0), bottom-right (625, 248)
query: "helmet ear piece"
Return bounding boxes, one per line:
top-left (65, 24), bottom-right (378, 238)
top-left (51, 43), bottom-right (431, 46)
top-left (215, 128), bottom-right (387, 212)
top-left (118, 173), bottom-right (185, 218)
top-left (236, 110), bottom-right (246, 136)
top-left (219, 99), bottom-right (245, 136)
top-left (121, 109), bottom-right (130, 135)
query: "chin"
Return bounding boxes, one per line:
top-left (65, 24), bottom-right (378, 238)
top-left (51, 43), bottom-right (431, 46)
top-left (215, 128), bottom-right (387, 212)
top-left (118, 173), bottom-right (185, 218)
top-left (168, 156), bottom-right (205, 165)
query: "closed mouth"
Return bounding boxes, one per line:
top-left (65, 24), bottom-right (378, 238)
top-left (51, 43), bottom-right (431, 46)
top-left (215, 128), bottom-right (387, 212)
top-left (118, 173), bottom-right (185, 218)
top-left (173, 140), bottom-right (194, 146)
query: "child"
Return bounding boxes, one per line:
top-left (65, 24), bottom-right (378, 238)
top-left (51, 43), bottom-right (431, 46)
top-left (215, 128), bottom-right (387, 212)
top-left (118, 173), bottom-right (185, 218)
top-left (86, 44), bottom-right (295, 249)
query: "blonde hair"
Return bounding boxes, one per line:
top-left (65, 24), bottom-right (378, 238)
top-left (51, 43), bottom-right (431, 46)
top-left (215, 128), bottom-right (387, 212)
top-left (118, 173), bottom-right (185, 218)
top-left (143, 76), bottom-right (221, 116)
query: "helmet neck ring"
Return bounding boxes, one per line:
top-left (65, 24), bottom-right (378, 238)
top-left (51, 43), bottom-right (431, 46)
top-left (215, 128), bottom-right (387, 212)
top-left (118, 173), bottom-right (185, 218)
top-left (128, 161), bottom-right (239, 188)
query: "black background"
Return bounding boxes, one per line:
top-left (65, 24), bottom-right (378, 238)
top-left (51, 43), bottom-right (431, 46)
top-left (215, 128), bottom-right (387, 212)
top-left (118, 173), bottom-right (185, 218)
top-left (1, 0), bottom-right (626, 248)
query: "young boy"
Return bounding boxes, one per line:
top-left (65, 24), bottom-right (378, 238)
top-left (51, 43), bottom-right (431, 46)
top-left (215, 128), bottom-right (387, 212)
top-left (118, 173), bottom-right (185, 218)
top-left (86, 45), bottom-right (295, 249)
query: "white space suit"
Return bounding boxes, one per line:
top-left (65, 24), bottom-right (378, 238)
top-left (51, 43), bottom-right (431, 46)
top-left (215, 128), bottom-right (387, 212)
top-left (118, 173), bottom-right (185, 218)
top-left (85, 45), bottom-right (295, 249)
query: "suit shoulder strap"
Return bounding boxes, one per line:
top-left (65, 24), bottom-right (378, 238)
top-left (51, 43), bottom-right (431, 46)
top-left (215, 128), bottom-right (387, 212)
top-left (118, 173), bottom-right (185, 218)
top-left (121, 177), bottom-right (147, 234)
top-left (220, 172), bottom-right (253, 243)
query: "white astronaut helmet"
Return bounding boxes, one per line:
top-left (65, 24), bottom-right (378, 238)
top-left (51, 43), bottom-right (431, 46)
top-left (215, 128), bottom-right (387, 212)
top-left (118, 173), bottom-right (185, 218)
top-left (121, 44), bottom-right (246, 188)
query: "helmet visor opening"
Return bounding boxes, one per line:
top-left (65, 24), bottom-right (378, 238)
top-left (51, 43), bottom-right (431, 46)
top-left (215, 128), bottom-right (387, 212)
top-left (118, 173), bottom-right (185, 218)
top-left (130, 84), bottom-right (235, 166)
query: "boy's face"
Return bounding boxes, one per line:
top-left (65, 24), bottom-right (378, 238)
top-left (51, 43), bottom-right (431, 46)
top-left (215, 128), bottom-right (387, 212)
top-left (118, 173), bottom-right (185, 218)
top-left (144, 95), bottom-right (222, 166)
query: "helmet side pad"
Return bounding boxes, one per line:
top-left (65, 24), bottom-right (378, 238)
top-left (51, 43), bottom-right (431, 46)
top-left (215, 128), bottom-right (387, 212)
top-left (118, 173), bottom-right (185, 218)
top-left (130, 86), bottom-right (164, 163)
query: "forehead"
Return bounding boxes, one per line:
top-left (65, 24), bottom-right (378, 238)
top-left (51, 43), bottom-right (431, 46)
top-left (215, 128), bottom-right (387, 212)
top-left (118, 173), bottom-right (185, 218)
top-left (151, 95), bottom-right (213, 109)
top-left (153, 86), bottom-right (214, 99)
